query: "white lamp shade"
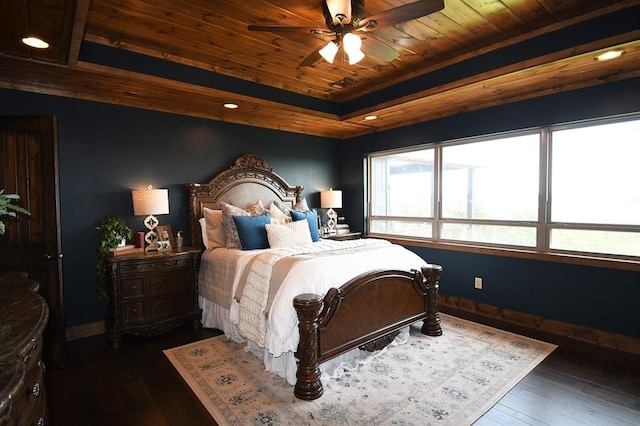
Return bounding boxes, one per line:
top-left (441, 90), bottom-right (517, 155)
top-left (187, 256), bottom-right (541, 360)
top-left (343, 33), bottom-right (364, 65)
top-left (319, 41), bottom-right (339, 64)
top-left (321, 189), bottom-right (342, 209)
top-left (132, 188), bottom-right (169, 215)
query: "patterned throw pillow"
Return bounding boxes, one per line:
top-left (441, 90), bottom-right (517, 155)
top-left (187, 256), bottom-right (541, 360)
top-left (274, 198), bottom-right (309, 217)
top-left (221, 200), bottom-right (265, 249)
top-left (269, 202), bottom-right (291, 225)
top-left (265, 220), bottom-right (313, 248)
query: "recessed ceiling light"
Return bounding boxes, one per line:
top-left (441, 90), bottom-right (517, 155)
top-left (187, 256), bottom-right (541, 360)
top-left (21, 36), bottom-right (49, 49)
top-left (223, 103), bottom-right (239, 109)
top-left (595, 50), bottom-right (624, 61)
top-left (365, 115), bottom-right (378, 121)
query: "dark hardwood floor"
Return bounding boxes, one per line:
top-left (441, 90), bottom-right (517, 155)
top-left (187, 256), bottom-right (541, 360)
top-left (45, 323), bottom-right (640, 426)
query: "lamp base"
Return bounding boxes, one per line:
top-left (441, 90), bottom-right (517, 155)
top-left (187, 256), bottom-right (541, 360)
top-left (326, 208), bottom-right (338, 232)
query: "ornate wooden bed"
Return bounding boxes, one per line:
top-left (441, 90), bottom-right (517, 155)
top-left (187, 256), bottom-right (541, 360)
top-left (185, 154), bottom-right (443, 400)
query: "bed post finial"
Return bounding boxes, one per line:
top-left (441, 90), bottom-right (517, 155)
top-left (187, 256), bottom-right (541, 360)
top-left (421, 264), bottom-right (443, 336)
top-left (293, 293), bottom-right (324, 400)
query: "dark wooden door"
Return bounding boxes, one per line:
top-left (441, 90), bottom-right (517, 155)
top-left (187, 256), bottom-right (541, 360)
top-left (0, 116), bottom-right (65, 368)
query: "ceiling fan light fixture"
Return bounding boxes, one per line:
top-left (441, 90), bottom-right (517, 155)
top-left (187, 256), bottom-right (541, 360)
top-left (21, 36), bottom-right (49, 49)
top-left (343, 33), bottom-right (364, 64)
top-left (319, 41), bottom-right (339, 64)
top-left (347, 49), bottom-right (365, 65)
top-left (326, 0), bottom-right (351, 25)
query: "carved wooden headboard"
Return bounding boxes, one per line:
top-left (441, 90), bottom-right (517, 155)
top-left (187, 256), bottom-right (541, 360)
top-left (185, 154), bottom-right (304, 249)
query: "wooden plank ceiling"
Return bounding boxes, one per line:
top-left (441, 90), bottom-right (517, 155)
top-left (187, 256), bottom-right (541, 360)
top-left (0, 0), bottom-right (638, 139)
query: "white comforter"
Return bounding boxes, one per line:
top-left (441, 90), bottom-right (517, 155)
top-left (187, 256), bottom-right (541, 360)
top-left (198, 238), bottom-right (429, 383)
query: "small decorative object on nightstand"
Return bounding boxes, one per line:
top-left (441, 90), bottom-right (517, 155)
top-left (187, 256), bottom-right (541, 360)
top-left (106, 247), bottom-right (201, 349)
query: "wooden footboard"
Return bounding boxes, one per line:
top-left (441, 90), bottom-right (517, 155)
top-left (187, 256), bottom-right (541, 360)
top-left (293, 264), bottom-right (443, 400)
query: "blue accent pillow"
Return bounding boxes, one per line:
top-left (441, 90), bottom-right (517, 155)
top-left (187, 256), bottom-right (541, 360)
top-left (232, 213), bottom-right (271, 250)
top-left (289, 209), bottom-right (319, 242)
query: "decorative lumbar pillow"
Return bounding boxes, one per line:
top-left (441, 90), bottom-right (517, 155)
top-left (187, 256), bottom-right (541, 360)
top-left (232, 213), bottom-right (271, 250)
top-left (221, 200), bottom-right (266, 249)
top-left (203, 207), bottom-right (225, 249)
top-left (265, 219), bottom-right (313, 248)
top-left (290, 209), bottom-right (320, 242)
top-left (269, 202), bottom-right (291, 225)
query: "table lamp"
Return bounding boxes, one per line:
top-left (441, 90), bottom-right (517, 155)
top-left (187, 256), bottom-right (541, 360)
top-left (320, 189), bottom-right (342, 234)
top-left (132, 185), bottom-right (169, 252)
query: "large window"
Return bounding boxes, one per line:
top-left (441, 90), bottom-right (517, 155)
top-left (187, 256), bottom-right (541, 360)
top-left (367, 115), bottom-right (640, 259)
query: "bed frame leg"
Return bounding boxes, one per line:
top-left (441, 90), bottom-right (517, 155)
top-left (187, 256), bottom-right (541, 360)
top-left (293, 293), bottom-right (324, 400)
top-left (421, 264), bottom-right (443, 336)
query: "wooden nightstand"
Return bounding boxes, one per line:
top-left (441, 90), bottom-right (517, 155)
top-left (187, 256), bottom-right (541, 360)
top-left (106, 247), bottom-right (201, 349)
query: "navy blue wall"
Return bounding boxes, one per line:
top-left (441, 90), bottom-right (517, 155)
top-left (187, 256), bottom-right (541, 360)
top-left (2, 77), bottom-right (639, 339)
top-left (340, 78), bottom-right (640, 339)
top-left (0, 89), bottom-right (340, 326)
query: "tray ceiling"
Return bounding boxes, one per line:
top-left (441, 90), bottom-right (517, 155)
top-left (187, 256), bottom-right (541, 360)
top-left (0, 0), bottom-right (638, 138)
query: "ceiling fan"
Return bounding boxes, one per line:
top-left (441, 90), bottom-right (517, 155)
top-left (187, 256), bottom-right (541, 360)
top-left (248, 0), bottom-right (445, 68)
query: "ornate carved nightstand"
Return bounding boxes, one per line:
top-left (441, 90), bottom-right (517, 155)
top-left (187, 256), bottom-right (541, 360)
top-left (106, 247), bottom-right (201, 349)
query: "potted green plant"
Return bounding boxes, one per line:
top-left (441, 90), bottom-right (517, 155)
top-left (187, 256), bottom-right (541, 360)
top-left (0, 189), bottom-right (31, 235)
top-left (95, 215), bottom-right (133, 303)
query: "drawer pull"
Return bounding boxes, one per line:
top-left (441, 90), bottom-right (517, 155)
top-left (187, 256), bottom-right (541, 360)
top-left (132, 308), bottom-right (138, 313)
top-left (131, 285), bottom-right (137, 290)
top-left (34, 418), bottom-right (44, 426)
top-left (31, 382), bottom-right (40, 398)
top-left (153, 280), bottom-right (164, 289)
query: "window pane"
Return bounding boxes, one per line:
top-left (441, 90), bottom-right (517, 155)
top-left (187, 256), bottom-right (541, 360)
top-left (550, 229), bottom-right (640, 257)
top-left (442, 134), bottom-right (539, 220)
top-left (370, 219), bottom-right (432, 238)
top-left (551, 119), bottom-right (640, 225)
top-left (370, 150), bottom-right (434, 218)
top-left (441, 223), bottom-right (537, 246)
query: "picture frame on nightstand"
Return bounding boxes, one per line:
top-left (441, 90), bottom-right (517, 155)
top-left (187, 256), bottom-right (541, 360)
top-left (156, 224), bottom-right (175, 248)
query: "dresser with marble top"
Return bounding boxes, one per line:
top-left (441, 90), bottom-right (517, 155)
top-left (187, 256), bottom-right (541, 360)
top-left (0, 275), bottom-right (49, 426)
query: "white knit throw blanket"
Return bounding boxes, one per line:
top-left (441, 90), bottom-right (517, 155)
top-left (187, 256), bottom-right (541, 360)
top-left (237, 239), bottom-right (390, 347)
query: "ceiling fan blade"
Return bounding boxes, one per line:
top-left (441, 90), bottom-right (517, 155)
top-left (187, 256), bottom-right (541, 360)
top-left (248, 25), bottom-right (321, 33)
top-left (358, 0), bottom-right (444, 32)
top-left (362, 38), bottom-right (400, 62)
top-left (299, 45), bottom-right (325, 67)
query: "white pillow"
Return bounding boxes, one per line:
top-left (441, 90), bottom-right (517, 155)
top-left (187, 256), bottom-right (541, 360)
top-left (199, 218), bottom-right (209, 249)
top-left (203, 207), bottom-right (226, 249)
top-left (269, 202), bottom-right (291, 225)
top-left (265, 220), bottom-right (313, 248)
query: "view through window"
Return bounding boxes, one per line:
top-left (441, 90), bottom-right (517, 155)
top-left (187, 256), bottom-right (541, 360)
top-left (367, 115), bottom-right (640, 259)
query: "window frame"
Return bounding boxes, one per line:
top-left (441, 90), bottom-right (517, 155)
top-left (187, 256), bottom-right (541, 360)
top-left (366, 114), bottom-right (640, 266)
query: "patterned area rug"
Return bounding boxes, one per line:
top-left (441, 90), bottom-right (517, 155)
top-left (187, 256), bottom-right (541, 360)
top-left (164, 314), bottom-right (556, 425)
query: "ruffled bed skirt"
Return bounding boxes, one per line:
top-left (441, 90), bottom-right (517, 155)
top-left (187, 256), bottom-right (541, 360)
top-left (199, 296), bottom-right (409, 386)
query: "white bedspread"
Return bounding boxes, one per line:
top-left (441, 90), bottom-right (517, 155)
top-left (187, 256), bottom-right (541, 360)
top-left (198, 238), bottom-right (429, 384)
